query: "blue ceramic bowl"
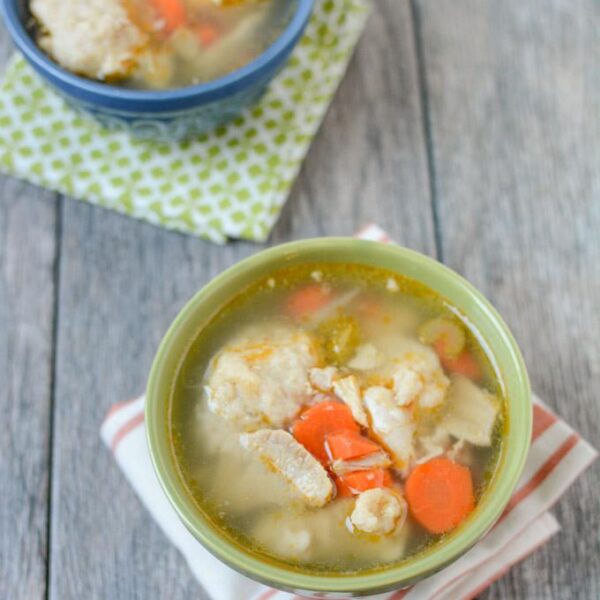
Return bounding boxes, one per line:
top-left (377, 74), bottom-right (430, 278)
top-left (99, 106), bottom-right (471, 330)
top-left (0, 0), bottom-right (313, 140)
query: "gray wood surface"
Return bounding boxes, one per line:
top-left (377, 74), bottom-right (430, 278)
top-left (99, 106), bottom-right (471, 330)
top-left (0, 176), bottom-right (57, 600)
top-left (0, 0), bottom-right (598, 599)
top-left (413, 2), bottom-right (600, 598)
top-left (0, 35), bottom-right (58, 600)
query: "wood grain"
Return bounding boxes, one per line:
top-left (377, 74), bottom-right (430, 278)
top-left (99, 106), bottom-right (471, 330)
top-left (46, 2), bottom-right (433, 598)
top-left (1, 0), bottom-right (598, 597)
top-left (272, 0), bottom-right (435, 252)
top-left (413, 0), bottom-right (600, 597)
top-left (0, 36), bottom-right (58, 600)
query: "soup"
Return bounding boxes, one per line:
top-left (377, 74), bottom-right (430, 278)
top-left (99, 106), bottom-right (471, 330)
top-left (30, 0), bottom-right (295, 89)
top-left (170, 263), bottom-right (505, 572)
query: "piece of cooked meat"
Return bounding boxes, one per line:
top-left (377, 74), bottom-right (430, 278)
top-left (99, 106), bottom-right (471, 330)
top-left (331, 450), bottom-right (392, 476)
top-left (308, 366), bottom-right (338, 392)
top-left (350, 488), bottom-right (407, 535)
top-left (363, 386), bottom-right (415, 469)
top-left (392, 363), bottom-right (424, 406)
top-left (205, 325), bottom-right (319, 430)
top-left (414, 425), bottom-right (451, 464)
top-left (240, 430), bottom-right (334, 508)
top-left (31, 0), bottom-right (148, 80)
top-left (439, 375), bottom-right (500, 446)
top-left (333, 375), bottom-right (368, 427)
top-left (347, 343), bottom-right (384, 371)
top-left (392, 349), bottom-right (450, 409)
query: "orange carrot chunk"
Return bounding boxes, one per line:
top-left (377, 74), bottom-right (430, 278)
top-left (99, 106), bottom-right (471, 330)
top-left (435, 342), bottom-right (482, 381)
top-left (196, 23), bottom-right (220, 47)
top-left (338, 468), bottom-right (392, 495)
top-left (333, 475), bottom-right (354, 498)
top-left (325, 430), bottom-right (382, 462)
top-left (152, 0), bottom-right (186, 32)
top-left (292, 401), bottom-right (358, 464)
top-left (286, 284), bottom-right (332, 319)
top-left (405, 457), bottom-right (475, 534)
top-left (356, 295), bottom-right (381, 317)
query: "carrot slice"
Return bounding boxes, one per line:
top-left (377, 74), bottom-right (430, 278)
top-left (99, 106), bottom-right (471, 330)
top-left (151, 0), bottom-right (186, 32)
top-left (356, 295), bottom-right (381, 317)
top-left (333, 475), bottom-right (354, 498)
top-left (286, 284), bottom-right (332, 319)
top-left (325, 430), bottom-right (382, 462)
top-left (435, 342), bottom-right (482, 381)
top-left (337, 468), bottom-right (392, 495)
top-left (196, 23), bottom-right (220, 47)
top-left (405, 457), bottom-right (475, 534)
top-left (292, 401), bottom-right (358, 464)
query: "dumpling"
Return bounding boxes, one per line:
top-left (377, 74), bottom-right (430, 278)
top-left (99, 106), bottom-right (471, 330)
top-left (205, 325), bottom-right (318, 430)
top-left (31, 0), bottom-right (148, 80)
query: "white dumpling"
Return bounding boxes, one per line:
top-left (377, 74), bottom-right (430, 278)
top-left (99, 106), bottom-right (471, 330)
top-left (31, 0), bottom-right (147, 80)
top-left (350, 488), bottom-right (407, 535)
top-left (205, 324), bottom-right (318, 430)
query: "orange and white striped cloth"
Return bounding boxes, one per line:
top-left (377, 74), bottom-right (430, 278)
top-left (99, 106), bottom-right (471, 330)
top-left (101, 225), bottom-right (597, 600)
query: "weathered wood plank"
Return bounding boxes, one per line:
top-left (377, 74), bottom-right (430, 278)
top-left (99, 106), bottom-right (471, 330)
top-left (0, 179), bottom-right (57, 600)
top-left (0, 35), bottom-right (58, 600)
top-left (413, 1), bottom-right (600, 598)
top-left (47, 2), bottom-right (434, 598)
top-left (273, 0), bottom-right (435, 251)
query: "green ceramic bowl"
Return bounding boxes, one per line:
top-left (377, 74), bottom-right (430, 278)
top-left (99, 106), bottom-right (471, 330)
top-left (146, 238), bottom-right (532, 597)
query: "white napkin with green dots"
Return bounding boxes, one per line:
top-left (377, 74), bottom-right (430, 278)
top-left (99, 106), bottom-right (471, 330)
top-left (0, 0), bottom-right (369, 243)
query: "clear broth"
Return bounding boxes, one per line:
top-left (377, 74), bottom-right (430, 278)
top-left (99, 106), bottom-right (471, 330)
top-left (169, 263), bottom-right (505, 573)
top-left (124, 0), bottom-right (296, 89)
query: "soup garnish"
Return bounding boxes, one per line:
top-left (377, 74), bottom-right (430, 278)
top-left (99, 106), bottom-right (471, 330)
top-left (30, 0), bottom-right (295, 89)
top-left (170, 263), bottom-right (505, 572)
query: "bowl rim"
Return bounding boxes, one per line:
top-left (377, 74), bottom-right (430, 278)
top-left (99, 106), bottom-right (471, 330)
top-left (0, 0), bottom-right (314, 105)
top-left (146, 238), bottom-right (532, 594)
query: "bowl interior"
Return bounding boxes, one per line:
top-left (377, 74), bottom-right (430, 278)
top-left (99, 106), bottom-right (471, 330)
top-left (146, 238), bottom-right (532, 595)
top-left (1, 0), bottom-right (314, 104)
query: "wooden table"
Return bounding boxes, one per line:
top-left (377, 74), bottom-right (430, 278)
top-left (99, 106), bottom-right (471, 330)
top-left (1, 1), bottom-right (598, 598)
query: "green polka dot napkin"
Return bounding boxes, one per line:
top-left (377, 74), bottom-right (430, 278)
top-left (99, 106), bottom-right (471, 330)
top-left (0, 0), bottom-right (369, 243)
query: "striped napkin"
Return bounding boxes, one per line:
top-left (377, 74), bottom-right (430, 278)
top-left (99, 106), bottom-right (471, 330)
top-left (101, 226), bottom-right (597, 600)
